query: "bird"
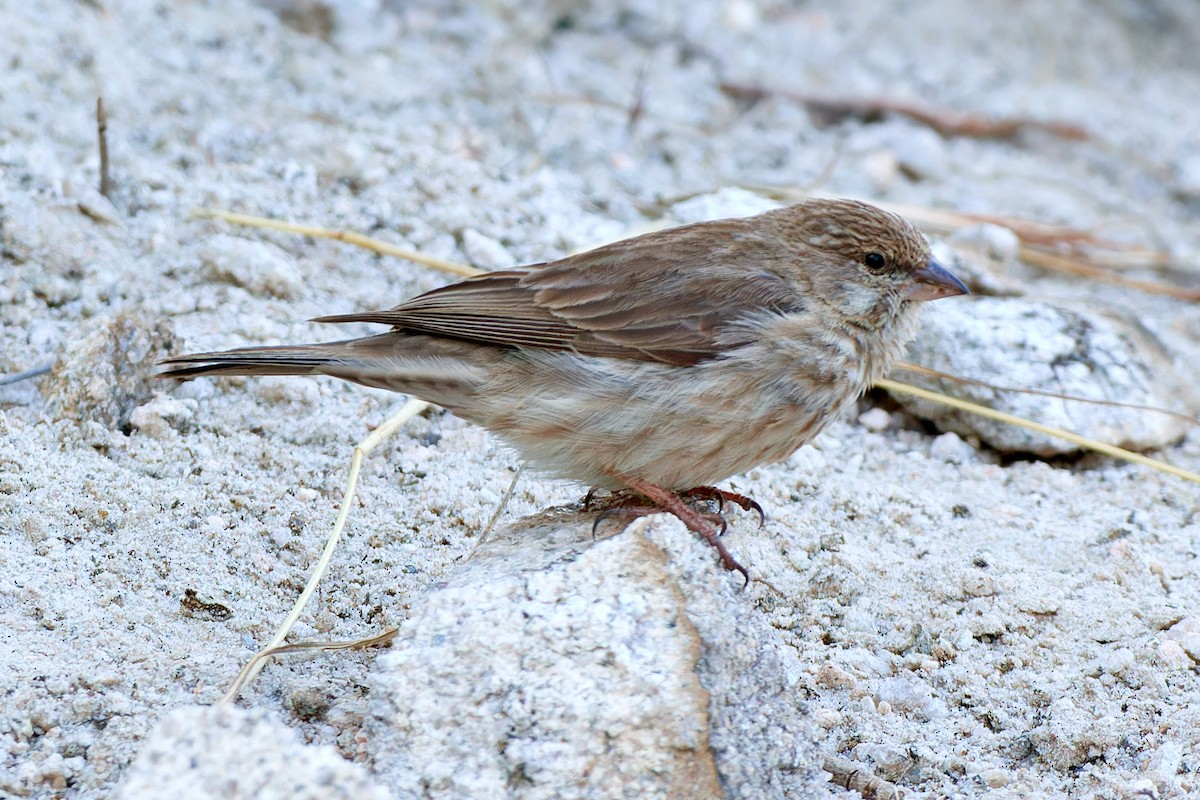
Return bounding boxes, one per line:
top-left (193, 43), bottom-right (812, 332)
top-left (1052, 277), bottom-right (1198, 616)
top-left (161, 198), bottom-right (968, 582)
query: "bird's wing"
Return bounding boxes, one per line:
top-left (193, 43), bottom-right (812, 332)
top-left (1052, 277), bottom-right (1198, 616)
top-left (315, 218), bottom-right (808, 366)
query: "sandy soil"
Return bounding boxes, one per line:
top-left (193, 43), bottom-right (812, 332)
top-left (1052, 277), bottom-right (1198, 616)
top-left (2, 0), bottom-right (1199, 797)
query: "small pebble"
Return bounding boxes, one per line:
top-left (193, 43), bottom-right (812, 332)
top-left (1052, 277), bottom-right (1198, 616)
top-left (813, 708), bottom-right (842, 729)
top-left (980, 768), bottom-right (1009, 788)
top-left (461, 228), bottom-right (513, 270)
top-left (857, 407), bottom-right (892, 432)
top-left (962, 572), bottom-right (997, 598)
top-left (199, 234), bottom-right (304, 299)
top-left (1157, 639), bottom-right (1191, 670)
top-left (816, 663), bottom-right (857, 689)
top-left (129, 394), bottom-right (197, 438)
top-left (930, 431), bottom-right (974, 464)
top-left (948, 223), bottom-right (1021, 264)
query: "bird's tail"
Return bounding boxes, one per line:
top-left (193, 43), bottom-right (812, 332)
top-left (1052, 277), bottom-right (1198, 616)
top-left (158, 332), bottom-right (493, 407)
top-left (158, 340), bottom-right (369, 379)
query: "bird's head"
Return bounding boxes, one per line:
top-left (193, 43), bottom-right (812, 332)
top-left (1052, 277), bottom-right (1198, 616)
top-left (777, 198), bottom-right (968, 329)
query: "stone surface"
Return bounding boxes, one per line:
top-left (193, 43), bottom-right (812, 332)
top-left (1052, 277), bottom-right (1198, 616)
top-left (199, 235), bottom-right (305, 300)
top-left (42, 311), bottom-right (176, 430)
top-left (4, 1), bottom-right (1200, 799)
top-left (116, 705), bottom-right (391, 800)
top-left (364, 511), bottom-right (826, 800)
top-left (895, 296), bottom-right (1192, 456)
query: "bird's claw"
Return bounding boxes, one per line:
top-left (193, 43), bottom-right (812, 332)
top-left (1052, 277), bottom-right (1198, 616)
top-left (682, 486), bottom-right (766, 528)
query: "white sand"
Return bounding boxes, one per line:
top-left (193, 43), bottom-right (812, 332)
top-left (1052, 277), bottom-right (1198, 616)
top-left (2, 1), bottom-right (1198, 797)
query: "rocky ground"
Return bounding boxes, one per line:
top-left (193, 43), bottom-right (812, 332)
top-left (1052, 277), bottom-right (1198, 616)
top-left (2, 1), bottom-right (1198, 798)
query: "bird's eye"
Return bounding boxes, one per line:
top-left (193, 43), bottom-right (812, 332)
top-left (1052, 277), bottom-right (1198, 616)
top-left (863, 252), bottom-right (887, 272)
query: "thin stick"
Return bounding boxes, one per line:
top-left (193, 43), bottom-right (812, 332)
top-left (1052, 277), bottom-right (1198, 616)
top-left (719, 82), bottom-right (1088, 142)
top-left (0, 362), bottom-right (53, 386)
top-left (222, 397), bottom-right (430, 703)
top-left (875, 378), bottom-right (1200, 484)
top-left (893, 361), bottom-right (1200, 427)
top-left (469, 463), bottom-right (527, 559)
top-left (823, 755), bottom-right (904, 799)
top-left (1017, 247), bottom-right (1200, 301)
top-left (97, 97), bottom-right (111, 199)
top-left (223, 629), bottom-right (399, 704)
top-left (194, 209), bottom-right (483, 278)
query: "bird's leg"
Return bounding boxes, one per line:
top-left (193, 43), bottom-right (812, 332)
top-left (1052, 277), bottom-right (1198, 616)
top-left (589, 489), bottom-right (683, 538)
top-left (679, 486), bottom-right (766, 527)
top-left (605, 474), bottom-right (749, 586)
top-left (581, 486), bottom-right (648, 511)
top-left (587, 487), bottom-right (724, 536)
top-left (591, 504), bottom-right (655, 538)
top-left (582, 487), bottom-right (601, 511)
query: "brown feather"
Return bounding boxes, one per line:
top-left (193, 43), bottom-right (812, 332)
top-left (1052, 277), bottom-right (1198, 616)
top-left (313, 217), bottom-right (810, 366)
top-left (161, 198), bottom-right (967, 500)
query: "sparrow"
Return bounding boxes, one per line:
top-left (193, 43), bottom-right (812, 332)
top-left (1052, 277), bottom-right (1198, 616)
top-left (161, 198), bottom-right (968, 581)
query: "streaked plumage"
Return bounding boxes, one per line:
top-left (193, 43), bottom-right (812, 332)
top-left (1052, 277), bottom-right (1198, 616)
top-left (162, 198), bottom-right (967, 577)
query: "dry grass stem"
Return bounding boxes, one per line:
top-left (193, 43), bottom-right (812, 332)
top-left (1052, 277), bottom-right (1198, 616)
top-left (823, 755), bottom-right (905, 799)
top-left (876, 378), bottom-right (1200, 485)
top-left (194, 208), bottom-right (483, 277)
top-left (96, 97), bottom-right (111, 199)
top-left (222, 397), bottom-right (430, 702)
top-left (719, 82), bottom-right (1088, 142)
top-left (894, 361), bottom-right (1200, 427)
top-left (222, 629), bottom-right (398, 704)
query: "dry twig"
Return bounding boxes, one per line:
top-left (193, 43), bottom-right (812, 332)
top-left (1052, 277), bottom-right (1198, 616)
top-left (96, 97), bottom-right (111, 199)
top-left (894, 361), bottom-right (1200, 428)
top-left (824, 755), bottom-right (904, 799)
top-left (719, 82), bottom-right (1089, 141)
top-left (754, 192), bottom-right (1190, 300)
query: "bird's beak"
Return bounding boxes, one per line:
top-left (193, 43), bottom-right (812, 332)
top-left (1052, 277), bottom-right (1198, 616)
top-left (905, 257), bottom-right (969, 301)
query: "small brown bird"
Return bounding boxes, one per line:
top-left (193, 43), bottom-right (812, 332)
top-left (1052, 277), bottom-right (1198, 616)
top-left (162, 199), bottom-right (967, 581)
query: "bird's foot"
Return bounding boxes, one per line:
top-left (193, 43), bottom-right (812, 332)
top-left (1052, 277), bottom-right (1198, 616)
top-left (591, 476), bottom-right (750, 587)
top-left (678, 486), bottom-right (765, 527)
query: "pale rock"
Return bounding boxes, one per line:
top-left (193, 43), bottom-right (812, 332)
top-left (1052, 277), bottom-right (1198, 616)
top-left (961, 572), bottom-right (997, 598)
top-left (1147, 739), bottom-right (1183, 781)
top-left (199, 235), bottom-right (304, 299)
top-left (813, 709), bottom-right (842, 729)
top-left (1163, 617), bottom-right (1200, 663)
top-left (460, 228), bottom-right (515, 270)
top-left (1173, 152), bottom-right (1200, 199)
top-left (44, 311), bottom-right (176, 430)
top-left (128, 393), bottom-right (197, 438)
top-left (666, 188), bottom-right (782, 226)
top-left (850, 742), bottom-right (911, 780)
top-left (115, 706), bottom-right (390, 800)
top-left (816, 663), bottom-right (857, 690)
top-left (364, 512), bottom-right (828, 800)
top-left (75, 188), bottom-right (121, 225)
top-left (929, 431), bottom-right (974, 464)
top-left (856, 407), bottom-right (892, 432)
top-left (862, 150), bottom-right (900, 193)
top-left (980, 768), bottom-right (1009, 787)
top-left (1013, 581), bottom-right (1064, 615)
top-left (897, 297), bottom-right (1191, 455)
top-left (876, 675), bottom-right (946, 720)
top-left (892, 126), bottom-right (948, 181)
top-left (1029, 699), bottom-right (1122, 770)
top-left (1156, 639), bottom-right (1191, 670)
top-left (947, 223), bottom-right (1021, 265)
